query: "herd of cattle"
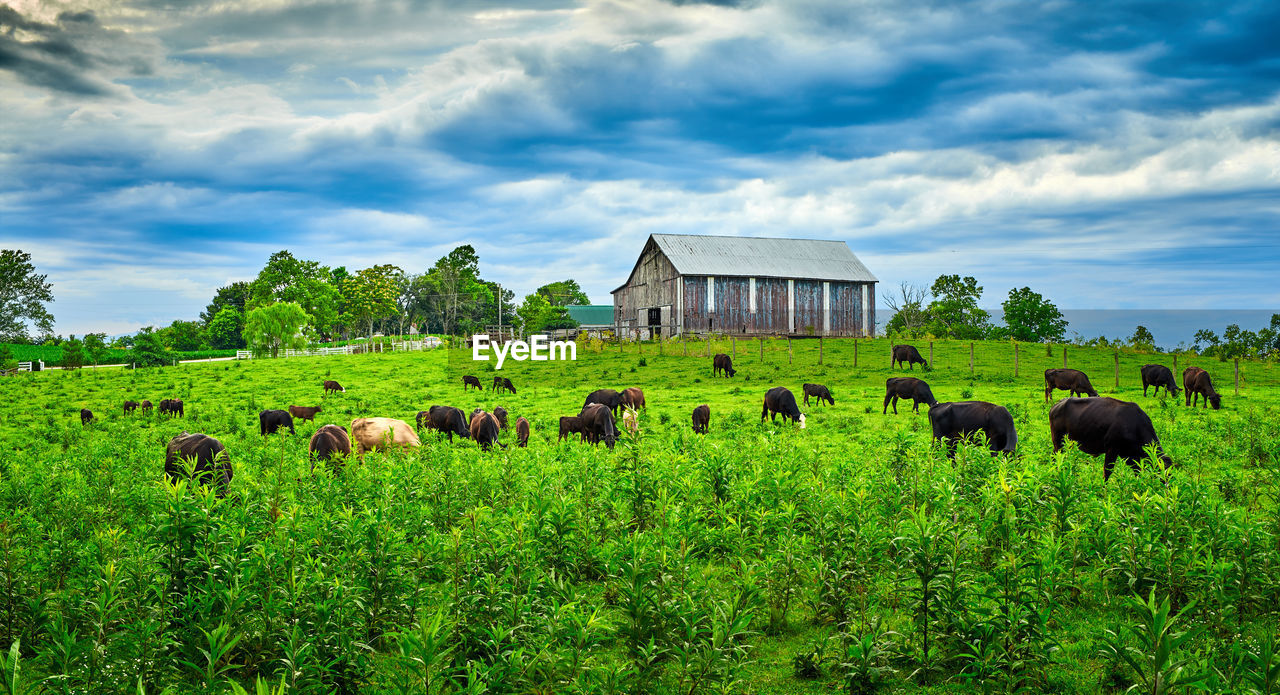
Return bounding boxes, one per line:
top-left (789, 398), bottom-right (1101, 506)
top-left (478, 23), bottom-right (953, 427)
top-left (73, 344), bottom-right (1226, 496)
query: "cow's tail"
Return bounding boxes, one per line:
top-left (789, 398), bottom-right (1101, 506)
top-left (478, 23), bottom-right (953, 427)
top-left (1005, 424), bottom-right (1018, 454)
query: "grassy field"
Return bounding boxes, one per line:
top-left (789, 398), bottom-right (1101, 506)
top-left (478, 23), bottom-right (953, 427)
top-left (1, 337), bottom-right (1278, 694)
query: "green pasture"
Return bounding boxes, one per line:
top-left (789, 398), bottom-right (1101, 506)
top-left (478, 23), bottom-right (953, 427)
top-left (1, 337), bottom-right (1278, 694)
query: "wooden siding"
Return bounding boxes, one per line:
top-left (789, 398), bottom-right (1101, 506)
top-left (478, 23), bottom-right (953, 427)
top-left (713, 276), bottom-right (752, 333)
top-left (755, 278), bottom-right (789, 333)
top-left (793, 280), bottom-right (823, 335)
top-left (613, 238), bottom-right (679, 330)
top-left (829, 282), bottom-right (863, 335)
top-left (682, 276), bottom-right (709, 331)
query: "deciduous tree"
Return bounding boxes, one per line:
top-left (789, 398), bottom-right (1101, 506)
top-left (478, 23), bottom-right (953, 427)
top-left (207, 307), bottom-right (245, 349)
top-left (926, 275), bottom-right (991, 339)
top-left (243, 302), bottom-right (310, 358)
top-left (342, 265), bottom-right (401, 339)
top-left (1001, 287), bottom-right (1068, 342)
top-left (0, 249), bottom-right (55, 342)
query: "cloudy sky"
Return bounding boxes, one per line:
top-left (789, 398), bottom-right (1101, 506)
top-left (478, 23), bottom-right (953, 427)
top-left (2, 0), bottom-right (1279, 338)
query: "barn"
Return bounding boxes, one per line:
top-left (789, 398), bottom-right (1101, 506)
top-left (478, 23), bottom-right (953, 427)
top-left (611, 234), bottom-right (878, 338)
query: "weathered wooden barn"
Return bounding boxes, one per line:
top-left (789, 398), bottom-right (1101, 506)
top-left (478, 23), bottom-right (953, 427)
top-left (611, 234), bottom-right (878, 337)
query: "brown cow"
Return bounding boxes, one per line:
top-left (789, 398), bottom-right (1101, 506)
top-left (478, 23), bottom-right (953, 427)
top-left (140, 400), bottom-right (153, 411)
top-left (892, 345), bottom-right (928, 370)
top-left (762, 387), bottom-right (806, 426)
top-left (493, 406), bottom-right (509, 430)
top-left (884, 377), bottom-right (938, 414)
top-left (469, 410), bottom-right (502, 451)
top-left (323, 380), bottom-right (345, 394)
top-left (928, 401), bottom-right (1017, 459)
top-left (691, 404), bottom-right (710, 434)
top-left (558, 416), bottom-right (584, 441)
top-left (164, 432), bottom-right (232, 496)
top-left (288, 405), bottom-right (322, 421)
top-left (620, 387), bottom-right (646, 410)
top-left (1044, 369), bottom-right (1098, 402)
top-left (712, 353), bottom-right (736, 377)
top-left (492, 376), bottom-right (517, 394)
top-left (516, 417), bottom-right (530, 447)
top-left (350, 417), bottom-right (420, 457)
top-left (80, 409), bottom-right (93, 425)
top-left (159, 399), bottom-right (184, 417)
top-left (1183, 367), bottom-right (1222, 409)
top-left (309, 424), bottom-right (352, 472)
top-left (123, 400), bottom-right (140, 413)
top-left (578, 403), bottom-right (617, 448)
top-left (1140, 365), bottom-right (1180, 398)
top-left (462, 375), bottom-right (483, 392)
top-left (803, 383), bottom-right (835, 406)
top-left (1049, 397), bottom-right (1172, 480)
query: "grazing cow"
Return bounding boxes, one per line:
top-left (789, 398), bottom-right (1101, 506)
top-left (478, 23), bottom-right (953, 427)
top-left (578, 403), bottom-right (617, 448)
top-left (1049, 397), bottom-right (1172, 480)
top-left (761, 387), bottom-right (806, 427)
top-left (164, 432), bottom-right (232, 496)
top-left (622, 408), bottom-right (639, 434)
top-left (80, 409), bottom-right (93, 425)
top-left (583, 389), bottom-right (623, 417)
top-left (309, 424), bottom-right (352, 472)
top-left (928, 401), bottom-right (1017, 459)
top-left (123, 400), bottom-right (140, 414)
top-left (516, 417), bottom-right (530, 447)
top-left (803, 383), bottom-right (835, 406)
top-left (691, 404), bottom-right (710, 434)
top-left (712, 353), bottom-right (736, 377)
top-left (259, 409), bottom-right (295, 436)
top-left (350, 417), bottom-right (421, 457)
top-left (1140, 365), bottom-right (1180, 398)
top-left (140, 400), bottom-right (153, 411)
top-left (323, 380), bottom-right (346, 394)
top-left (469, 410), bottom-right (502, 451)
top-left (1044, 369), bottom-right (1099, 402)
top-left (1183, 367), bottom-right (1222, 410)
top-left (558, 416), bottom-right (584, 441)
top-left (891, 345), bottom-right (928, 370)
top-left (492, 376), bottom-right (517, 394)
top-left (620, 387), bottom-right (646, 410)
top-left (884, 377), bottom-right (938, 414)
top-left (159, 399), bottom-right (184, 417)
top-left (288, 405), bottom-right (322, 421)
top-left (418, 405), bottom-right (470, 441)
top-left (494, 406), bottom-right (509, 429)
top-left (462, 375), bottom-right (483, 392)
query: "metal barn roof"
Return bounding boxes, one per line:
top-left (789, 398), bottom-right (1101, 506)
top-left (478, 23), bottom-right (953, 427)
top-left (648, 234), bottom-right (878, 283)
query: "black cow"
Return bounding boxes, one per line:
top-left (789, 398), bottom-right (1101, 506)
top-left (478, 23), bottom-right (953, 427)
top-left (462, 375), bottom-right (483, 392)
top-left (516, 417), bottom-right (530, 447)
top-left (1044, 369), bottom-right (1099, 402)
top-left (583, 389), bottom-right (623, 417)
top-left (1183, 367), bottom-right (1222, 410)
top-left (1140, 365), bottom-right (1180, 397)
top-left (159, 399), bottom-right (184, 417)
top-left (621, 387), bottom-right (646, 410)
top-left (578, 403), bottom-right (617, 448)
top-left (892, 344), bottom-right (928, 370)
top-left (80, 409), bottom-right (93, 426)
top-left (494, 406), bottom-right (509, 430)
top-left (1049, 397), bottom-right (1172, 480)
top-left (802, 383), bottom-right (835, 406)
top-left (123, 400), bottom-right (140, 413)
top-left (928, 401), bottom-right (1017, 459)
top-left (691, 404), bottom-right (710, 434)
top-left (492, 376), bottom-right (516, 394)
top-left (140, 400), bottom-right (153, 411)
top-left (712, 353), bottom-right (736, 377)
top-left (884, 377), bottom-right (938, 414)
top-left (469, 410), bottom-right (502, 451)
top-left (309, 424), bottom-right (352, 472)
top-left (289, 405), bottom-right (322, 421)
top-left (323, 380), bottom-right (345, 394)
top-left (761, 387), bottom-right (806, 426)
top-left (558, 416), bottom-right (584, 441)
top-left (164, 432), bottom-right (232, 496)
top-left (418, 405), bottom-right (470, 441)
top-left (259, 409), bottom-right (295, 436)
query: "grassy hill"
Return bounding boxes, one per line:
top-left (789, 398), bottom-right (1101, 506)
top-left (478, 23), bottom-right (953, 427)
top-left (1, 337), bottom-right (1277, 693)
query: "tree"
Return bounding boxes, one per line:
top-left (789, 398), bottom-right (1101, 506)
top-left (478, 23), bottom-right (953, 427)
top-left (342, 265), bottom-right (401, 339)
top-left (61, 334), bottom-right (85, 369)
top-left (200, 281), bottom-right (251, 324)
top-left (83, 333), bottom-right (107, 367)
top-left (515, 293), bottom-right (578, 333)
top-left (243, 302), bottom-right (310, 358)
top-left (1129, 325), bottom-right (1156, 351)
top-left (885, 282), bottom-right (930, 336)
top-left (535, 280), bottom-right (590, 307)
top-left (1001, 287), bottom-right (1067, 342)
top-left (926, 275), bottom-right (991, 339)
top-left (0, 249), bottom-right (55, 342)
top-left (1192, 329), bottom-right (1220, 354)
top-left (159, 320), bottom-right (206, 352)
top-left (247, 251), bottom-right (341, 338)
top-left (206, 307), bottom-right (245, 349)
top-left (132, 327), bottom-right (172, 367)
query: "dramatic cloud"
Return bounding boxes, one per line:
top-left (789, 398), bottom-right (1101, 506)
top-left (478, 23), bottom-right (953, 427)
top-left (0, 0), bottom-right (1277, 336)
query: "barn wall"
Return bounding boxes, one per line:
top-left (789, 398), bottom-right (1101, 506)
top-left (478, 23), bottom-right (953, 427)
top-left (829, 282), bottom-right (863, 335)
top-left (793, 280), bottom-right (823, 335)
top-left (755, 278), bottom-right (789, 333)
top-left (612, 241), bottom-right (679, 333)
top-left (713, 276), bottom-right (752, 333)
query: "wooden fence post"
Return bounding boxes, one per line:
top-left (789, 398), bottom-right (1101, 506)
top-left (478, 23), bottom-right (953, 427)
top-left (760, 336), bottom-right (764, 362)
top-left (1014, 342), bottom-right (1019, 377)
top-left (854, 339), bottom-right (858, 368)
top-left (732, 337), bottom-right (736, 357)
top-left (1173, 354), bottom-right (1178, 376)
top-left (788, 337), bottom-right (793, 364)
top-left (1114, 353), bottom-right (1120, 388)
top-left (1235, 359), bottom-right (1240, 395)
top-left (929, 342), bottom-right (934, 369)
top-left (706, 336), bottom-right (711, 358)
top-left (819, 337), bottom-right (824, 365)
top-left (969, 342), bottom-right (974, 376)
top-left (683, 332), bottom-right (688, 356)
top-left (1063, 346), bottom-right (1067, 369)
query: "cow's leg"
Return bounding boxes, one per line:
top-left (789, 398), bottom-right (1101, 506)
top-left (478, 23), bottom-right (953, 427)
top-left (883, 392), bottom-right (892, 415)
top-left (892, 396), bottom-right (900, 415)
top-left (804, 394), bottom-right (809, 406)
top-left (1050, 425), bottom-right (1065, 453)
top-left (1103, 453), bottom-right (1116, 481)
top-left (762, 402), bottom-right (768, 423)
top-left (1124, 455), bottom-right (1142, 475)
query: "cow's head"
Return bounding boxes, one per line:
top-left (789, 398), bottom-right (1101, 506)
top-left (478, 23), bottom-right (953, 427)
top-left (1209, 393), bottom-right (1222, 410)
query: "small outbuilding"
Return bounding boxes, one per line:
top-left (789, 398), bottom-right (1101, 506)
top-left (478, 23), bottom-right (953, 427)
top-left (611, 233), bottom-right (877, 338)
